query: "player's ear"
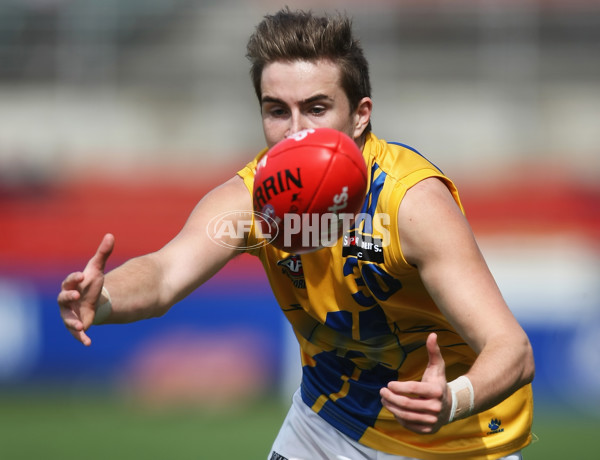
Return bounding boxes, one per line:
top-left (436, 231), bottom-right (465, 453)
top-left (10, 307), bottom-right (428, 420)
top-left (352, 97), bottom-right (372, 140)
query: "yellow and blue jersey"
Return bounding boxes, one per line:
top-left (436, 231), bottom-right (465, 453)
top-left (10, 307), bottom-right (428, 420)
top-left (238, 133), bottom-right (533, 459)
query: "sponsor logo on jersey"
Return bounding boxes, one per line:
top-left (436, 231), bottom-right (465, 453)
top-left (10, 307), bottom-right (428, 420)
top-left (277, 255), bottom-right (305, 289)
top-left (341, 161), bottom-right (389, 263)
top-left (342, 230), bottom-right (385, 263)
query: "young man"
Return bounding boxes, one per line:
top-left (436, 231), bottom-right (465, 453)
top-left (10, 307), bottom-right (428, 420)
top-left (58, 9), bottom-right (534, 460)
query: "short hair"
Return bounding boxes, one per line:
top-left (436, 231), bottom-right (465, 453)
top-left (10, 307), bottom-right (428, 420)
top-left (246, 8), bottom-right (372, 134)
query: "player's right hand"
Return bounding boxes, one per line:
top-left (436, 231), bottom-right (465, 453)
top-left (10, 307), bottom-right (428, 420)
top-left (57, 233), bottom-right (114, 346)
top-left (380, 333), bottom-right (450, 434)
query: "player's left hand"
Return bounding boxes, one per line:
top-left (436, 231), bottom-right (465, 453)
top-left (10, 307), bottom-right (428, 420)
top-left (57, 233), bottom-right (114, 346)
top-left (380, 333), bottom-right (451, 434)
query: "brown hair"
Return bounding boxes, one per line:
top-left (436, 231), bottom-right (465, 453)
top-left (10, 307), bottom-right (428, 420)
top-left (246, 8), bottom-right (372, 134)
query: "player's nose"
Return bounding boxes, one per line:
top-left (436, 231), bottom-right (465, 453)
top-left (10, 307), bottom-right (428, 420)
top-left (285, 114), bottom-right (305, 138)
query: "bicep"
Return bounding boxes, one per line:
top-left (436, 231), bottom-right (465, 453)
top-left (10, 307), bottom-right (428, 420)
top-left (154, 175), bottom-right (253, 305)
top-left (398, 178), bottom-right (523, 353)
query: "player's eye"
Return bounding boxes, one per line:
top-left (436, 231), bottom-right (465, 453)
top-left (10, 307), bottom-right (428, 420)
top-left (309, 105), bottom-right (326, 116)
top-left (264, 105), bottom-right (288, 118)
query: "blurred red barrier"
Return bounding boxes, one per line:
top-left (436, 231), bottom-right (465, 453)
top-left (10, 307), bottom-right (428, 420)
top-left (1, 169), bottom-right (598, 274)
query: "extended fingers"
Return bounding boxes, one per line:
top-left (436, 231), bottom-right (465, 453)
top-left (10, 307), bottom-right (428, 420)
top-left (59, 306), bottom-right (92, 346)
top-left (68, 328), bottom-right (92, 347)
top-left (60, 272), bottom-right (84, 291)
top-left (58, 272), bottom-right (84, 310)
top-left (87, 233), bottom-right (114, 273)
top-left (57, 287), bottom-right (81, 305)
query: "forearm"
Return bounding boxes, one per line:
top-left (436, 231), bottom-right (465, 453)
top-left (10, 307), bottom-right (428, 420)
top-left (457, 331), bottom-right (534, 419)
top-left (100, 252), bottom-right (173, 324)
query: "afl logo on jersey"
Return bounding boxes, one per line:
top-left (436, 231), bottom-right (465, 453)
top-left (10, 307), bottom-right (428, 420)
top-left (277, 255), bottom-right (305, 289)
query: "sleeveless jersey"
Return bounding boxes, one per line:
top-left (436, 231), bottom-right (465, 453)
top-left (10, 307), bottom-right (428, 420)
top-left (237, 133), bottom-right (533, 459)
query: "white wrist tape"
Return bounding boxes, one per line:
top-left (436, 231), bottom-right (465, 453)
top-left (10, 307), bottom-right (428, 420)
top-left (447, 375), bottom-right (475, 422)
top-left (93, 286), bottom-right (112, 325)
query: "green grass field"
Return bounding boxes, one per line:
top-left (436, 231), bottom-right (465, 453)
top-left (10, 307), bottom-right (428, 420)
top-left (528, 406), bottom-right (597, 460)
top-left (0, 389), bottom-right (596, 459)
top-left (0, 388), bottom-right (287, 460)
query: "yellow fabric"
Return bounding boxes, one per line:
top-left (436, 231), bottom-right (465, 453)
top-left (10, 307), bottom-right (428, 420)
top-left (237, 133), bottom-right (533, 458)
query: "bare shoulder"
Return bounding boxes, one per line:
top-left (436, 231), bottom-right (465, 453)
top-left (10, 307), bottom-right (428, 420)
top-left (401, 177), bottom-right (460, 215)
top-left (398, 177), bottom-right (474, 266)
top-left (188, 175), bottom-right (252, 218)
top-left (207, 174), bottom-right (252, 206)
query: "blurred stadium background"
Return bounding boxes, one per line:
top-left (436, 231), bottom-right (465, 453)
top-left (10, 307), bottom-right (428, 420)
top-left (0, 0), bottom-right (598, 458)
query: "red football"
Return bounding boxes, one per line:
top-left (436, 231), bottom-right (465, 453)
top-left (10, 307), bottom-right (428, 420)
top-left (253, 128), bottom-right (368, 253)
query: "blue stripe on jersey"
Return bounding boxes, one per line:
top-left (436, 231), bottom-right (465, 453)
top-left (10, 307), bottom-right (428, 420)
top-left (324, 310), bottom-right (354, 339)
top-left (301, 351), bottom-right (355, 405)
top-left (301, 351), bottom-right (401, 440)
top-left (357, 304), bottom-right (391, 341)
top-left (323, 304), bottom-right (391, 341)
top-left (388, 142), bottom-right (444, 174)
top-left (355, 163), bottom-right (386, 234)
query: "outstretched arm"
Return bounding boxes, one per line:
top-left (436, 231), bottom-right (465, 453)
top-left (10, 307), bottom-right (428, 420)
top-left (57, 175), bottom-right (252, 346)
top-left (380, 177), bottom-right (535, 434)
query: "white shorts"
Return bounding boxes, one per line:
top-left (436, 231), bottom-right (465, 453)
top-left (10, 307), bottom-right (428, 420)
top-left (268, 389), bottom-right (522, 460)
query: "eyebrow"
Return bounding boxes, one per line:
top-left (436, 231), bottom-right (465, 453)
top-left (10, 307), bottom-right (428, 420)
top-left (261, 94), bottom-right (334, 106)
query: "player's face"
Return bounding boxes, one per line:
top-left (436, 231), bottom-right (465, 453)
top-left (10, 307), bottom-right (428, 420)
top-left (260, 59), bottom-right (370, 148)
